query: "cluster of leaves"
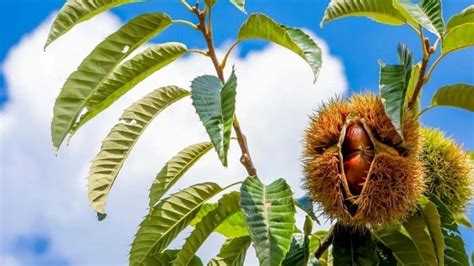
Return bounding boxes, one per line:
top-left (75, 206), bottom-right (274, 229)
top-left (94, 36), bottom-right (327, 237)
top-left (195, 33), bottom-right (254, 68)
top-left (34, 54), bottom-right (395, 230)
top-left (45, 0), bottom-right (473, 265)
top-left (46, 0), bottom-right (323, 265)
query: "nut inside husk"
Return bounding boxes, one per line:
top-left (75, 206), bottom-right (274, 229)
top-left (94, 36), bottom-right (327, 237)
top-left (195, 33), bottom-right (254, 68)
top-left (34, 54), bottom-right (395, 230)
top-left (302, 93), bottom-right (425, 228)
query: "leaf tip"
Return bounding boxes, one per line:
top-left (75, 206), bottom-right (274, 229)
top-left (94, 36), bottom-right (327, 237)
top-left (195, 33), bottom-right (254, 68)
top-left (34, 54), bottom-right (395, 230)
top-left (97, 212), bottom-right (107, 221)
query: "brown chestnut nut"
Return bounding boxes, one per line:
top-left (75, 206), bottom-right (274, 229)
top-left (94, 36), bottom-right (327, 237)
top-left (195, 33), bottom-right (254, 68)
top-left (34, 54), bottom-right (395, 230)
top-left (343, 123), bottom-right (372, 154)
top-left (343, 152), bottom-right (372, 195)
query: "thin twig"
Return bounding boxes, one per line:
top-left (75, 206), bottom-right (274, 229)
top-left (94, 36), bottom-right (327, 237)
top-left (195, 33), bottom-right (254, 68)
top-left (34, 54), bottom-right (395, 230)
top-left (192, 4), bottom-right (257, 176)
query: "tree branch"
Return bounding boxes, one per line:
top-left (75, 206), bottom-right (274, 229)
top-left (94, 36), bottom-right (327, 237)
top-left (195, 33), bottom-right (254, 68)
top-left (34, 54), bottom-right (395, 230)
top-left (193, 5), bottom-right (257, 176)
top-left (408, 37), bottom-right (434, 109)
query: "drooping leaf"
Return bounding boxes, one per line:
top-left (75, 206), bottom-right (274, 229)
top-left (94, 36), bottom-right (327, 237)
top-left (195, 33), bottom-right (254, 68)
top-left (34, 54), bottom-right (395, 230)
top-left (402, 212), bottom-right (438, 265)
top-left (148, 142), bottom-right (212, 209)
top-left (442, 5), bottom-right (474, 55)
top-left (191, 203), bottom-right (248, 238)
top-left (190, 71), bottom-right (237, 166)
top-left (129, 182), bottom-right (223, 265)
top-left (428, 193), bottom-right (469, 266)
top-left (332, 225), bottom-right (379, 266)
top-left (395, 0), bottom-right (444, 36)
top-left (88, 86), bottom-right (189, 218)
top-left (431, 84), bottom-right (474, 112)
top-left (295, 195), bottom-right (318, 223)
top-left (372, 228), bottom-right (424, 265)
top-left (321, 0), bottom-right (406, 26)
top-left (419, 197), bottom-right (444, 265)
top-left (238, 13), bottom-right (322, 82)
top-left (44, 0), bottom-right (141, 49)
top-left (173, 192), bottom-right (242, 265)
top-left (51, 13), bottom-right (173, 149)
top-left (240, 176), bottom-right (296, 266)
top-left (72, 43), bottom-right (188, 134)
top-left (230, 0), bottom-right (246, 13)
top-left (208, 236), bottom-right (251, 266)
top-left (379, 43), bottom-right (413, 139)
top-left (142, 249), bottom-right (203, 266)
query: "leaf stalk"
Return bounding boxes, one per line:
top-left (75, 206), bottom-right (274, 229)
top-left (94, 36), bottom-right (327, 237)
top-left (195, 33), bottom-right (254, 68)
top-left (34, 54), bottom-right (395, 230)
top-left (314, 226), bottom-right (334, 258)
top-left (192, 4), bottom-right (257, 176)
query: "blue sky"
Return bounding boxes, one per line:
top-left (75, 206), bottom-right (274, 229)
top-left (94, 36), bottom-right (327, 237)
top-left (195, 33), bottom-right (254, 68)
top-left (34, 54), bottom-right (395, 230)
top-left (1, 0), bottom-right (472, 265)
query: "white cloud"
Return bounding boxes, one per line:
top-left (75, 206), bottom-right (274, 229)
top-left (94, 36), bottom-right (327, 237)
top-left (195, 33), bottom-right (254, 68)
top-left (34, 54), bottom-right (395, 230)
top-left (0, 11), bottom-right (347, 265)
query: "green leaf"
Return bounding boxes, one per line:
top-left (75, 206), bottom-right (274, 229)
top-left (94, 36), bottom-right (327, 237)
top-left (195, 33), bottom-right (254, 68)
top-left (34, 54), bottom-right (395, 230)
top-left (191, 203), bottom-right (248, 238)
top-left (308, 231), bottom-right (328, 253)
top-left (379, 43), bottom-right (413, 139)
top-left (72, 43), bottom-right (188, 134)
top-left (44, 0), bottom-right (141, 49)
top-left (148, 142), bottom-right (212, 209)
top-left (419, 198), bottom-right (445, 265)
top-left (455, 213), bottom-right (473, 229)
top-left (428, 193), bottom-right (469, 266)
top-left (230, 0), bottom-right (246, 13)
top-left (376, 242), bottom-right (398, 266)
top-left (372, 228), bottom-right (424, 265)
top-left (88, 86), bottom-right (189, 218)
top-left (208, 236), bottom-right (251, 266)
top-left (402, 212), bottom-right (438, 265)
top-left (142, 249), bottom-right (203, 266)
top-left (190, 71), bottom-right (237, 167)
top-left (282, 234), bottom-right (310, 266)
top-left (406, 63), bottom-right (421, 110)
top-left (238, 13), bottom-right (322, 82)
top-left (431, 84), bottom-right (474, 112)
top-left (129, 182), bottom-right (223, 265)
top-left (442, 5), bottom-right (474, 54)
top-left (173, 192), bottom-right (242, 265)
top-left (395, 0), bottom-right (444, 36)
top-left (304, 215), bottom-right (313, 236)
top-left (51, 13), bottom-right (173, 149)
top-left (240, 176), bottom-right (296, 266)
top-left (321, 0), bottom-right (406, 26)
top-left (332, 225), bottom-right (379, 266)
